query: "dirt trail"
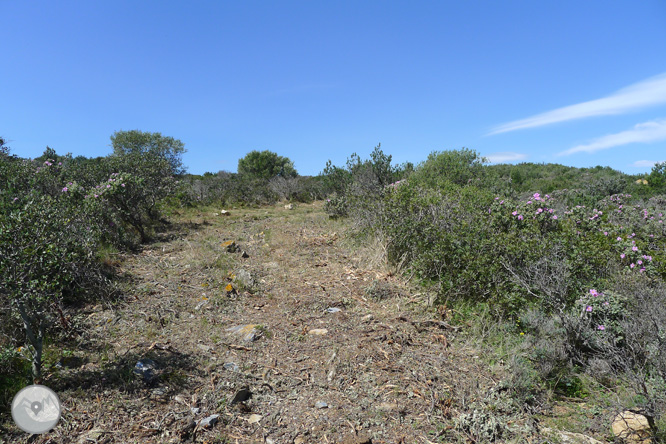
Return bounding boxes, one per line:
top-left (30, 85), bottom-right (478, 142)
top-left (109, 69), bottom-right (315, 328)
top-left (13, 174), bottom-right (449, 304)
top-left (5, 203), bottom-right (522, 444)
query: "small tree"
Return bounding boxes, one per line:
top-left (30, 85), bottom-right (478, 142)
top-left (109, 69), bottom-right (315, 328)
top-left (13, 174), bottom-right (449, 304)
top-left (415, 148), bottom-right (487, 188)
top-left (0, 193), bottom-right (101, 381)
top-left (237, 150), bottom-right (297, 179)
top-left (111, 130), bottom-right (187, 176)
top-left (649, 161), bottom-right (666, 191)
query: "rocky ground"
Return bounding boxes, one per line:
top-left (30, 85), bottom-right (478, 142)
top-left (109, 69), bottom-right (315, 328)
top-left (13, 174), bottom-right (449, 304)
top-left (2, 202), bottom-right (615, 443)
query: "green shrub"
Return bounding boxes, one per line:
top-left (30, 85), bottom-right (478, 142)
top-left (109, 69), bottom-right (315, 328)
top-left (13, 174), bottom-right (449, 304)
top-left (237, 149), bottom-right (297, 179)
top-left (111, 129), bottom-right (187, 176)
top-left (0, 192), bottom-right (103, 380)
top-left (321, 144), bottom-right (410, 220)
top-left (412, 147), bottom-right (487, 188)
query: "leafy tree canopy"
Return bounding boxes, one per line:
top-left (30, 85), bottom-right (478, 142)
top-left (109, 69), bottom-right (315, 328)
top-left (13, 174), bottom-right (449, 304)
top-left (110, 130), bottom-right (187, 175)
top-left (649, 161), bottom-right (666, 191)
top-left (414, 148), bottom-right (487, 187)
top-left (237, 150), bottom-right (297, 179)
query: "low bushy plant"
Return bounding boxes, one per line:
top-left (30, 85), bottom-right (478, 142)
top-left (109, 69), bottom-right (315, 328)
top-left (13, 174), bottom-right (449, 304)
top-left (0, 192), bottom-right (104, 380)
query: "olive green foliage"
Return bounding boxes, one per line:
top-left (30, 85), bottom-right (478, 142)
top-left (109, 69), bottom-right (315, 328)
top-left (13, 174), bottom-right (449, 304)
top-left (333, 147), bottom-right (666, 421)
top-left (111, 129), bottom-right (187, 175)
top-left (485, 162), bottom-right (636, 203)
top-left (173, 149), bottom-right (305, 206)
top-left (321, 143), bottom-right (413, 220)
top-left (66, 135), bottom-right (182, 246)
top-left (178, 171), bottom-right (325, 206)
top-left (0, 131), bottom-right (182, 383)
top-left (414, 147), bottom-right (487, 188)
top-left (649, 161), bottom-right (666, 192)
top-left (237, 149), bottom-right (297, 180)
top-left (0, 145), bottom-right (106, 381)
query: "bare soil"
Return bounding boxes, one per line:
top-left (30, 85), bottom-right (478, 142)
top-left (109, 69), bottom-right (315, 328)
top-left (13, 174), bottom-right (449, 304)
top-left (3, 202), bottom-right (546, 443)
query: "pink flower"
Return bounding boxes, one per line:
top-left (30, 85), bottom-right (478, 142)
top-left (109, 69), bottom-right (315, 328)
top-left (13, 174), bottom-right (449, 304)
top-left (597, 325), bottom-right (605, 331)
top-left (632, 246), bottom-right (638, 251)
top-left (630, 263), bottom-right (635, 268)
top-left (121, 184), bottom-right (125, 187)
top-left (603, 301), bottom-right (609, 306)
top-left (94, 194), bottom-right (98, 198)
top-left (617, 237), bottom-right (622, 241)
top-left (638, 260), bottom-right (643, 265)
top-left (518, 215), bottom-right (523, 220)
top-left (62, 187), bottom-right (68, 192)
top-left (527, 200), bottom-right (532, 204)
top-left (621, 253), bottom-right (625, 259)
top-left (13, 197), bottom-right (18, 202)
top-left (552, 215), bottom-right (558, 220)
top-left (640, 268), bottom-right (646, 273)
top-left (604, 231), bottom-right (608, 236)
top-left (537, 208), bottom-right (543, 213)
top-left (512, 211), bottom-right (518, 216)
top-left (533, 193), bottom-right (540, 200)
top-left (590, 289), bottom-right (598, 296)
top-left (585, 305), bottom-right (592, 312)
top-left (107, 184), bottom-right (111, 188)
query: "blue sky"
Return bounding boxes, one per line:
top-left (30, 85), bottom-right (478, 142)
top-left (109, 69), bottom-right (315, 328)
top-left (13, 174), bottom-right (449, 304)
top-left (2, 1), bottom-right (666, 176)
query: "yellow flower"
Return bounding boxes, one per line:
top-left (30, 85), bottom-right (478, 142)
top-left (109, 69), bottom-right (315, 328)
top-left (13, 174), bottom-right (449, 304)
top-left (520, 332), bottom-right (525, 336)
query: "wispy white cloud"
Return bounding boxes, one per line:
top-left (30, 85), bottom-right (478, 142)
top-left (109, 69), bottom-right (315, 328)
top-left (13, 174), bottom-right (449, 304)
top-left (489, 73), bottom-right (666, 135)
top-left (484, 151), bottom-right (527, 163)
top-left (557, 119), bottom-right (666, 156)
top-left (632, 159), bottom-right (663, 168)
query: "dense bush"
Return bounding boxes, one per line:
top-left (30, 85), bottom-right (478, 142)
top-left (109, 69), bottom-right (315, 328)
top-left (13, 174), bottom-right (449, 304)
top-left (321, 144), bottom-right (413, 224)
top-left (0, 148), bottom-right (107, 380)
top-left (178, 171), bottom-right (325, 207)
top-left (325, 147), bottom-right (666, 424)
top-left (111, 129), bottom-right (187, 176)
top-left (237, 149), bottom-right (297, 179)
top-left (413, 147), bottom-right (487, 188)
top-left (0, 131), bottom-right (184, 382)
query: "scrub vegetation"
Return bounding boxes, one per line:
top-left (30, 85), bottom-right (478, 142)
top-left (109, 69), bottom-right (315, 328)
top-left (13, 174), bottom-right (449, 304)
top-left (2, 132), bottom-right (666, 442)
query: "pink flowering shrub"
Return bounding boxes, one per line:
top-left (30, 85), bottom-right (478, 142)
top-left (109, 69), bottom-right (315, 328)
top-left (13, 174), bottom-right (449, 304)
top-left (575, 288), bottom-right (628, 343)
top-left (85, 169), bottom-right (176, 246)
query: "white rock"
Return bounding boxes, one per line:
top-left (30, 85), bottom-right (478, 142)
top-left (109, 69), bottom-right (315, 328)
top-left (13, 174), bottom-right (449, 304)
top-left (541, 427), bottom-right (605, 444)
top-left (612, 411), bottom-right (652, 443)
